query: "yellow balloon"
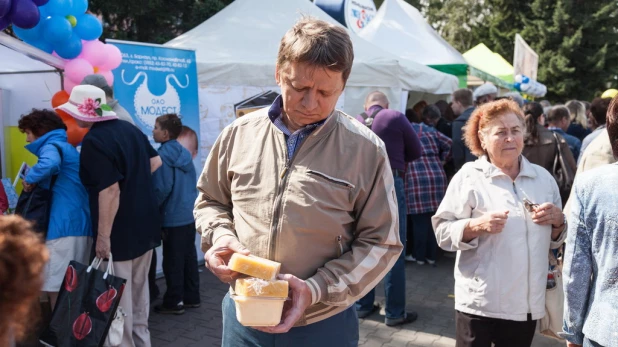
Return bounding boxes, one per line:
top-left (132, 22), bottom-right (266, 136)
top-left (601, 89), bottom-right (618, 99)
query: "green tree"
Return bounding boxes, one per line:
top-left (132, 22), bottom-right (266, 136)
top-left (520, 0), bottom-right (618, 100)
top-left (88, 0), bottom-right (233, 44)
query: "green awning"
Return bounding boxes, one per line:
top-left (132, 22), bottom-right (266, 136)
top-left (463, 43), bottom-right (515, 89)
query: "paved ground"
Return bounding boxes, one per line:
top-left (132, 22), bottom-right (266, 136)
top-left (149, 255), bottom-right (563, 347)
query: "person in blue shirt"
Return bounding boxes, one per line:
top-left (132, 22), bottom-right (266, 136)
top-left (547, 106), bottom-right (582, 160)
top-left (18, 109), bottom-right (92, 308)
top-left (152, 114), bottom-right (200, 314)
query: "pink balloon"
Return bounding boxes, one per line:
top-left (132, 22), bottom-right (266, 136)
top-left (81, 40), bottom-right (107, 67)
top-left (63, 78), bottom-right (79, 94)
top-left (99, 44), bottom-right (122, 71)
top-left (97, 70), bottom-right (114, 86)
top-left (64, 58), bottom-right (94, 85)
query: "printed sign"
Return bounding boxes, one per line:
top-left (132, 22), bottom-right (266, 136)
top-left (108, 40), bottom-right (201, 172)
top-left (345, 0), bottom-right (377, 33)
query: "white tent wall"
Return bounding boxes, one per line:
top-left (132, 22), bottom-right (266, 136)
top-left (0, 40), bottom-right (63, 179)
top-left (167, 0), bottom-right (457, 164)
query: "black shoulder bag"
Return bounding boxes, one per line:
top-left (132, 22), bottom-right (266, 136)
top-left (359, 108), bottom-right (382, 129)
top-left (15, 143), bottom-right (63, 238)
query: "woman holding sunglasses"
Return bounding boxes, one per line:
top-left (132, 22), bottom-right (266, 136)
top-left (432, 99), bottom-right (567, 347)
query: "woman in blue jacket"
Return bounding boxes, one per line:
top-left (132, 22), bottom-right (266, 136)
top-left (18, 109), bottom-right (92, 308)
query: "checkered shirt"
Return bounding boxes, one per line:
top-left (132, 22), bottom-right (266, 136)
top-left (404, 123), bottom-right (452, 214)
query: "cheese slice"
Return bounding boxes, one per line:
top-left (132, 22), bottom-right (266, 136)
top-left (228, 254), bottom-right (281, 280)
top-left (236, 278), bottom-right (289, 298)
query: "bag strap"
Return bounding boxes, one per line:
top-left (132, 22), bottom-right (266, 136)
top-left (48, 143), bottom-right (64, 189)
top-left (551, 132), bottom-right (564, 171)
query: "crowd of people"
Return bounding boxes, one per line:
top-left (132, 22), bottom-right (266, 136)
top-left (0, 16), bottom-right (617, 347)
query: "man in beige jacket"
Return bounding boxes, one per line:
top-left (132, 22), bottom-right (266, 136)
top-left (194, 18), bottom-right (402, 346)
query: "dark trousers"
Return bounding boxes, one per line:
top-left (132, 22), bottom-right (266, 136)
top-left (222, 293), bottom-right (359, 347)
top-left (455, 310), bottom-right (536, 347)
top-left (411, 212), bottom-right (437, 262)
top-left (148, 250), bottom-right (159, 300)
top-left (161, 223), bottom-right (200, 307)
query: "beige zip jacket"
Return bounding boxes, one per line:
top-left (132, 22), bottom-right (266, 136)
top-left (195, 107), bottom-right (403, 325)
top-left (432, 156), bottom-right (567, 321)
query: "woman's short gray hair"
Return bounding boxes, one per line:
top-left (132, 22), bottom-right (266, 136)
top-left (277, 17), bottom-right (354, 84)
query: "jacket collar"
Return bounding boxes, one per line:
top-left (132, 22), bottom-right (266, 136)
top-left (25, 129), bottom-right (67, 156)
top-left (472, 155), bottom-right (537, 179)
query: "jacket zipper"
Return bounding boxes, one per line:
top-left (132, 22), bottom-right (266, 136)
top-left (512, 181), bottom-right (531, 315)
top-left (307, 170), bottom-right (355, 189)
top-left (269, 136), bottom-right (309, 261)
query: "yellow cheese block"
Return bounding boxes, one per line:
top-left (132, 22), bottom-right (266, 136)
top-left (228, 254), bottom-right (281, 280)
top-left (236, 278), bottom-right (289, 298)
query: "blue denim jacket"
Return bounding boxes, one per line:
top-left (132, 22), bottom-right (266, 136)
top-left (563, 163), bottom-right (618, 347)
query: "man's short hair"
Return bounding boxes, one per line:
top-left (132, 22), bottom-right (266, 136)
top-left (590, 97), bottom-right (612, 126)
top-left (452, 89), bottom-right (473, 107)
top-left (277, 17), bottom-right (354, 84)
top-left (81, 74), bottom-right (113, 98)
top-left (547, 106), bottom-right (570, 124)
top-left (365, 91), bottom-right (389, 108)
top-left (156, 114), bottom-right (183, 139)
top-left (422, 105), bottom-right (441, 122)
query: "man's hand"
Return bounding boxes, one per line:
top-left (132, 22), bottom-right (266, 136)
top-left (95, 236), bottom-right (111, 259)
top-left (566, 343), bottom-right (582, 347)
top-left (22, 181), bottom-right (36, 192)
top-left (204, 235), bottom-right (250, 283)
top-left (254, 274), bottom-right (312, 334)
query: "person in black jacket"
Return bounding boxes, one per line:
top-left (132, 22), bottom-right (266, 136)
top-left (451, 88), bottom-right (477, 171)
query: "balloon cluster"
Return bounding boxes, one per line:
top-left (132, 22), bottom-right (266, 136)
top-left (0, 0), bottom-right (47, 31)
top-left (62, 40), bottom-right (122, 93)
top-left (12, 0), bottom-right (102, 59)
top-left (514, 74), bottom-right (547, 98)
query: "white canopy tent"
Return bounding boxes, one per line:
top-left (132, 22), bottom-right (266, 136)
top-left (359, 0), bottom-right (466, 67)
top-left (359, 0), bottom-right (514, 91)
top-left (166, 0), bottom-right (458, 118)
top-left (0, 33), bottom-right (64, 178)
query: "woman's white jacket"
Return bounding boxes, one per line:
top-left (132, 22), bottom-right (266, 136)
top-left (432, 156), bottom-right (566, 321)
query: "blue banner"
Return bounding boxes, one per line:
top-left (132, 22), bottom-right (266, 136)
top-left (108, 40), bottom-right (201, 173)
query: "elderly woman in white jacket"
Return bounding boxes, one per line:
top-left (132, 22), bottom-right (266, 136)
top-left (432, 99), bottom-right (568, 347)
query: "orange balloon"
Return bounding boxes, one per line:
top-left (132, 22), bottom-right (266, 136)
top-left (56, 109), bottom-right (73, 122)
top-left (63, 116), bottom-right (89, 146)
top-left (51, 90), bottom-right (70, 108)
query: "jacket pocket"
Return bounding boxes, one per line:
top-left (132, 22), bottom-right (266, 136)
top-left (307, 170), bottom-right (355, 189)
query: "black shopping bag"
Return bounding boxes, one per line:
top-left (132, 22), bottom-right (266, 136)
top-left (40, 255), bottom-right (126, 347)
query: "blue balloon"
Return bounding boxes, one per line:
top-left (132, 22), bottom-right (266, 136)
top-left (46, 0), bottom-right (72, 16)
top-left (514, 82), bottom-right (521, 91)
top-left (33, 0), bottom-right (50, 5)
top-left (74, 14), bottom-right (101, 40)
top-left (69, 0), bottom-right (87, 16)
top-left (13, 23), bottom-right (43, 43)
top-left (54, 33), bottom-right (82, 59)
top-left (30, 39), bottom-right (54, 53)
top-left (9, 0), bottom-right (40, 29)
top-left (522, 76), bottom-right (530, 84)
top-left (43, 15), bottom-right (72, 43)
top-left (0, 0), bottom-right (11, 18)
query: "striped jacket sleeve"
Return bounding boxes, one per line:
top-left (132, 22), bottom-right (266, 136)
top-left (305, 148), bottom-right (403, 306)
top-left (194, 127), bottom-right (237, 251)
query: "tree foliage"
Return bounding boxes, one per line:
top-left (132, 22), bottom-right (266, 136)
top-left (88, 0), bottom-right (233, 44)
top-left (397, 0), bottom-right (618, 101)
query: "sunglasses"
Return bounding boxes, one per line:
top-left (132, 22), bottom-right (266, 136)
top-left (523, 198), bottom-right (539, 213)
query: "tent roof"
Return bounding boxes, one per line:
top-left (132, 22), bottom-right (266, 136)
top-left (165, 0), bottom-right (457, 94)
top-left (464, 43), bottom-right (514, 83)
top-left (0, 33), bottom-right (64, 73)
top-left (359, 0), bottom-right (467, 68)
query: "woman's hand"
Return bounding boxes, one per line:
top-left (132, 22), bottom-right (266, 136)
top-left (463, 210), bottom-right (509, 242)
top-left (22, 181), bottom-right (36, 192)
top-left (531, 203), bottom-right (563, 227)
